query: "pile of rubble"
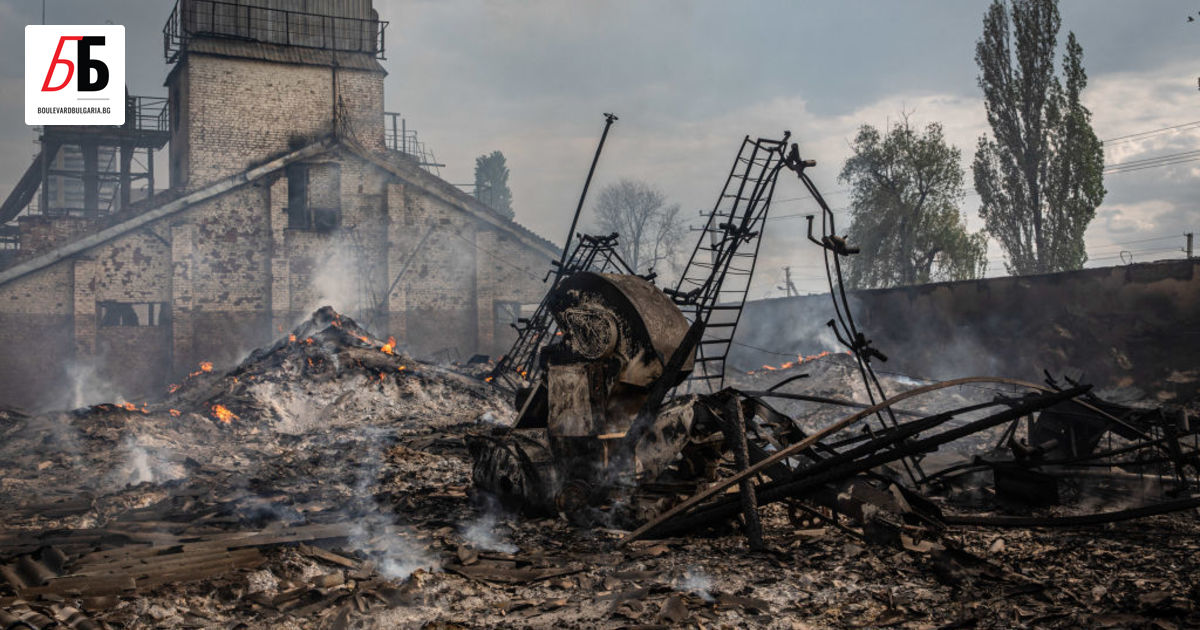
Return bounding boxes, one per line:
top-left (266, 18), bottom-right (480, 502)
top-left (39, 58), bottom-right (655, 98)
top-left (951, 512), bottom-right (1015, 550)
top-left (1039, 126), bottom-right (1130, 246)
top-left (1, 306), bottom-right (1198, 629)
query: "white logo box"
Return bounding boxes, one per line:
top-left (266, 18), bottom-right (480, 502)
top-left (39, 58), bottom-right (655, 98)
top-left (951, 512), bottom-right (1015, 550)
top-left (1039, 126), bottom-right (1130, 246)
top-left (25, 25), bottom-right (125, 126)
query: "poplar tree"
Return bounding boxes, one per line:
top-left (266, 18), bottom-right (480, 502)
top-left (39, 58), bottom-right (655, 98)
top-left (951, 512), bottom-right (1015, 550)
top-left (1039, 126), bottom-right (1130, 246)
top-left (973, 0), bottom-right (1105, 274)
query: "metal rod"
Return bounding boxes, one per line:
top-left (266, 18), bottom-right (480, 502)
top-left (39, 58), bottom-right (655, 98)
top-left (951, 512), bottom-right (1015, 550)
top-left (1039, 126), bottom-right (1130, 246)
top-left (727, 396), bottom-right (764, 549)
top-left (557, 113), bottom-right (617, 278)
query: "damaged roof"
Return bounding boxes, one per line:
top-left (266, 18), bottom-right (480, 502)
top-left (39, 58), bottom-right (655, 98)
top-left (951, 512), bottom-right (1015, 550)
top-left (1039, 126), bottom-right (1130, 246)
top-left (0, 136), bottom-right (560, 288)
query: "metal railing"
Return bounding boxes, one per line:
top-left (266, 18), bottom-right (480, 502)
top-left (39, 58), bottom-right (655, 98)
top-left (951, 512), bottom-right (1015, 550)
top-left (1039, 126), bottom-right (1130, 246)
top-left (164, 0), bottom-right (387, 63)
top-left (384, 113), bottom-right (443, 176)
top-left (125, 96), bottom-right (169, 133)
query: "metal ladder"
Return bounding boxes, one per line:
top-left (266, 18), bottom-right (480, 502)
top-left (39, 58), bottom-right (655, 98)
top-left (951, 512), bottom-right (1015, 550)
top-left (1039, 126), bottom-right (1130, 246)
top-left (666, 133), bottom-right (790, 392)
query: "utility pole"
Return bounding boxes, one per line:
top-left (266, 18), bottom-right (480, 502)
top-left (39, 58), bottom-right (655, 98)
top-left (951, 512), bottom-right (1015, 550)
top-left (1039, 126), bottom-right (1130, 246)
top-left (1186, 232), bottom-right (1194, 259)
top-left (776, 266), bottom-right (798, 298)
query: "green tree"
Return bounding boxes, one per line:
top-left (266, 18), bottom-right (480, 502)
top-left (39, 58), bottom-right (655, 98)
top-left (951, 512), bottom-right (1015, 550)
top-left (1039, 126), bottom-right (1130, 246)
top-left (839, 117), bottom-right (987, 289)
top-left (973, 0), bottom-right (1105, 275)
top-left (474, 151), bottom-right (514, 219)
top-left (591, 179), bottom-right (684, 277)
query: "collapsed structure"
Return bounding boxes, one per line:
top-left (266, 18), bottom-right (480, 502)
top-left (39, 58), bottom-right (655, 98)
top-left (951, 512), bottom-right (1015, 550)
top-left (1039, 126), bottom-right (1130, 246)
top-left (0, 123), bottom-right (1197, 624)
top-left (474, 130), bottom-right (1200, 554)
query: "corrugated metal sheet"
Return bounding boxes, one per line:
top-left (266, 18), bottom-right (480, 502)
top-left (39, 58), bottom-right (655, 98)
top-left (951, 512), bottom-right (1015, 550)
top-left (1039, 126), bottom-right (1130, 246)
top-left (185, 37), bottom-right (384, 72)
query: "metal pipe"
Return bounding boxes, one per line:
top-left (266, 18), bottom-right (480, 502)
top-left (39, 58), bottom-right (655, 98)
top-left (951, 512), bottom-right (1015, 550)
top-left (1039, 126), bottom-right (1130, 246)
top-left (557, 113), bottom-right (617, 278)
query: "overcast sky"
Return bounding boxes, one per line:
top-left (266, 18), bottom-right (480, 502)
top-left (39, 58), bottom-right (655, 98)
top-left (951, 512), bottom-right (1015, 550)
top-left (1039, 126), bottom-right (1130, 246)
top-left (1, 0), bottom-right (1197, 297)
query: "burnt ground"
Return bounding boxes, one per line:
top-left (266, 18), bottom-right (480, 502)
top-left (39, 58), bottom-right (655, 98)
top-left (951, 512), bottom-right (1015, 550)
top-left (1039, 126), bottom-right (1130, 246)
top-left (1, 311), bottom-right (1198, 629)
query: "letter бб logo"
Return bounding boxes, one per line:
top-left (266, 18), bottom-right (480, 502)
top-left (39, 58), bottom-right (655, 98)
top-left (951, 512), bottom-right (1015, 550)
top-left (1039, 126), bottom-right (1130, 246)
top-left (25, 25), bottom-right (125, 126)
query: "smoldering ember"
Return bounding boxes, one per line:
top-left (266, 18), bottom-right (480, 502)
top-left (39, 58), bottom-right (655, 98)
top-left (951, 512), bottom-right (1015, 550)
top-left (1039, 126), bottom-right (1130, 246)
top-left (1, 2), bottom-right (1199, 630)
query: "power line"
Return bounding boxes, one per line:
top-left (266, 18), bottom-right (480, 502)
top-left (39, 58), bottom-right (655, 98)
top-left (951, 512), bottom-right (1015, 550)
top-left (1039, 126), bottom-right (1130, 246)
top-left (1105, 151), bottom-right (1200, 174)
top-left (1102, 120), bottom-right (1200, 144)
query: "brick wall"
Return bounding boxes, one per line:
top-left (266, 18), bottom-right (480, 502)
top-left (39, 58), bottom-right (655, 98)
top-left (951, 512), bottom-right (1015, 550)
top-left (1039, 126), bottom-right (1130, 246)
top-left (0, 47), bottom-right (555, 409)
top-left (171, 53), bottom-right (383, 189)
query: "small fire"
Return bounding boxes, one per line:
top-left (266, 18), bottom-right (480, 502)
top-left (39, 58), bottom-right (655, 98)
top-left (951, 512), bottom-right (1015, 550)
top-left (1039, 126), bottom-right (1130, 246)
top-left (381, 336), bottom-right (396, 355)
top-left (120, 402), bottom-right (137, 411)
top-left (169, 408), bottom-right (181, 417)
top-left (305, 337), bottom-right (314, 345)
top-left (484, 376), bottom-right (493, 382)
top-left (377, 372), bottom-right (386, 382)
top-left (357, 335), bottom-right (371, 344)
top-left (747, 350), bottom-right (847, 375)
top-left (288, 334), bottom-right (297, 343)
top-left (397, 365), bottom-right (407, 372)
top-left (211, 404), bottom-right (238, 424)
top-left (187, 361), bottom-right (215, 378)
top-left (167, 383), bottom-right (180, 394)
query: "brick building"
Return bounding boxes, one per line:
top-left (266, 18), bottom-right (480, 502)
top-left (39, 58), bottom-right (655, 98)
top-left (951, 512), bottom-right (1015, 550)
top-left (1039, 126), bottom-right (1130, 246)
top-left (0, 0), bottom-right (557, 410)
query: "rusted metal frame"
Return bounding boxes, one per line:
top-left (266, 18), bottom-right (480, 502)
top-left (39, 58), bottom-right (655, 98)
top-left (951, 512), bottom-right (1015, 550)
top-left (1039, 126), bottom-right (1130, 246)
top-left (620, 376), bottom-right (1083, 545)
top-left (643, 386), bottom-right (1087, 538)
top-left (793, 162), bottom-right (917, 486)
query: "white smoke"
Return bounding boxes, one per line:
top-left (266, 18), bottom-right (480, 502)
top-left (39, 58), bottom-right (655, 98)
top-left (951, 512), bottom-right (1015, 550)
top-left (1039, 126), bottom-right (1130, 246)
top-left (676, 570), bottom-right (715, 602)
top-left (461, 510), bottom-right (518, 554)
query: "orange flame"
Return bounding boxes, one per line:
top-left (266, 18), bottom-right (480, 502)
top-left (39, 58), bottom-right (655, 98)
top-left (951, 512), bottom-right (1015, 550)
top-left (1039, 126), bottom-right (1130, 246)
top-left (167, 383), bottom-right (180, 394)
top-left (120, 402), bottom-right (137, 411)
top-left (288, 334), bottom-right (297, 343)
top-left (200, 361), bottom-right (213, 372)
top-left (168, 408), bottom-right (181, 417)
top-left (398, 365), bottom-right (407, 372)
top-left (305, 337), bottom-right (314, 345)
top-left (484, 376), bottom-right (493, 382)
top-left (357, 335), bottom-right (370, 344)
top-left (381, 336), bottom-right (396, 355)
top-left (211, 404), bottom-right (238, 424)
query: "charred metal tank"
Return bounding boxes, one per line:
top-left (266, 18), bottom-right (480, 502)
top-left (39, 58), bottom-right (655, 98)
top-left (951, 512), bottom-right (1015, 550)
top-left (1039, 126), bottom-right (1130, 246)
top-left (470, 271), bottom-right (699, 514)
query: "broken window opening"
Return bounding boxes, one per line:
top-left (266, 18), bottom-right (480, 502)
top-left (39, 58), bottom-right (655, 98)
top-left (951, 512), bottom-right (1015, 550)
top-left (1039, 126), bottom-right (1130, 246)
top-left (99, 301), bottom-right (170, 327)
top-left (286, 162), bottom-right (341, 232)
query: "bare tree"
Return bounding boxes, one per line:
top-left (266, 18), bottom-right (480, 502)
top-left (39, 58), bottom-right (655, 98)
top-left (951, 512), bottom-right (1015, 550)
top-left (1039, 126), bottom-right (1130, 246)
top-left (591, 179), bottom-right (684, 278)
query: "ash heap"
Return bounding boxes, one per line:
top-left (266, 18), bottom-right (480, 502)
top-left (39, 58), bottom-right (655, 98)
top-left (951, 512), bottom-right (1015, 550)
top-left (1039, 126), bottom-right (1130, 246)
top-left (1, 132), bottom-right (1198, 629)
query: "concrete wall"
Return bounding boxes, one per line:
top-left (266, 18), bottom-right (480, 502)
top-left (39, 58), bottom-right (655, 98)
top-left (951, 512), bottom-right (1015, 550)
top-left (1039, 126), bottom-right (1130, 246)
top-left (732, 259), bottom-right (1200, 403)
